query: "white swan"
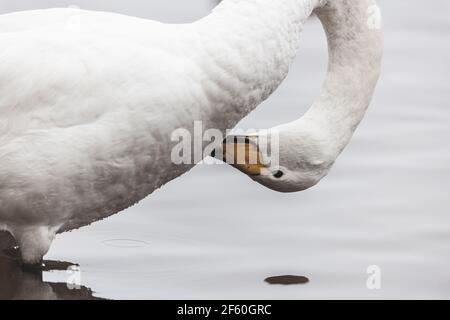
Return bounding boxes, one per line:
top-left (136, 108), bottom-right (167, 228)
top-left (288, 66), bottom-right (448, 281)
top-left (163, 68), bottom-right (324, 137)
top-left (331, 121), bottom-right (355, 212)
top-left (0, 0), bottom-right (382, 265)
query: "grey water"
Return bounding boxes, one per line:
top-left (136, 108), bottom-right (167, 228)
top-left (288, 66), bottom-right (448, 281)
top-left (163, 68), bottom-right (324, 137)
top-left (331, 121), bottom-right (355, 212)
top-left (0, 0), bottom-right (449, 299)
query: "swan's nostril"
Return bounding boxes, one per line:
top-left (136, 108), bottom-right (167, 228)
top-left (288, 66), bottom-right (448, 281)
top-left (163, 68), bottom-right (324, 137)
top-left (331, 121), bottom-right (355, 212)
top-left (273, 170), bottom-right (284, 178)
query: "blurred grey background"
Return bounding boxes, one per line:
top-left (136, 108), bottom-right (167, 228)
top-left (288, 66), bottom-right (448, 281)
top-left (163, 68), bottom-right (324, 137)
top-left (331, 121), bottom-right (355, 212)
top-left (1, 0), bottom-right (449, 299)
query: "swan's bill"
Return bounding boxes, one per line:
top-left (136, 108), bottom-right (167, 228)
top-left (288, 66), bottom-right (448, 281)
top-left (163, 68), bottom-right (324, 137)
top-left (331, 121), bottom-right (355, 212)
top-left (221, 136), bottom-right (264, 176)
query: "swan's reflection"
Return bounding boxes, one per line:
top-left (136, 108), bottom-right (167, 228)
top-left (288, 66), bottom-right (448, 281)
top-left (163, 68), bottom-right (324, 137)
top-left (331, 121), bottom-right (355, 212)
top-left (0, 231), bottom-right (102, 300)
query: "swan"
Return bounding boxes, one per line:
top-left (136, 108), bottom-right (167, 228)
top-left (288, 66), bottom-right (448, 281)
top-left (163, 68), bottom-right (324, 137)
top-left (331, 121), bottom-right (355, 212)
top-left (0, 0), bottom-right (383, 266)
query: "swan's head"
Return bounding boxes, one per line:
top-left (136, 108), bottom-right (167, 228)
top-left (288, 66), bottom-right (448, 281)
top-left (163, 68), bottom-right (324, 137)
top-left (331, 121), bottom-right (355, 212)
top-left (219, 122), bottom-right (337, 193)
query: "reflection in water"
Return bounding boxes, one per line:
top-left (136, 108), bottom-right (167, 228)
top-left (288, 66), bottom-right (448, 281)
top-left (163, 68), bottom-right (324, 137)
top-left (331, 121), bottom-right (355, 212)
top-left (265, 275), bottom-right (309, 285)
top-left (0, 231), bottom-right (102, 300)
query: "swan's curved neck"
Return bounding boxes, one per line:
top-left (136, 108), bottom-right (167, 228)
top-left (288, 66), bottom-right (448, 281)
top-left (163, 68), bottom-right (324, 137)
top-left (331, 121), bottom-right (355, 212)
top-left (196, 0), bottom-right (382, 167)
top-left (208, 0), bottom-right (382, 190)
top-left (195, 0), bottom-right (325, 128)
top-left (299, 0), bottom-right (383, 158)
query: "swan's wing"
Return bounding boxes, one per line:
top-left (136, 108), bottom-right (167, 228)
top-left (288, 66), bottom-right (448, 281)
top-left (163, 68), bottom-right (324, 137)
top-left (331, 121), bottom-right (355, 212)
top-left (0, 8), bottom-right (165, 34)
top-left (0, 9), bottom-right (192, 140)
top-left (0, 8), bottom-right (83, 33)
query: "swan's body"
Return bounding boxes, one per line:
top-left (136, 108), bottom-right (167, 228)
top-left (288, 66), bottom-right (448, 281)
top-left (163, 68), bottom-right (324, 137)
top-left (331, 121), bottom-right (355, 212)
top-left (0, 0), bottom-right (382, 264)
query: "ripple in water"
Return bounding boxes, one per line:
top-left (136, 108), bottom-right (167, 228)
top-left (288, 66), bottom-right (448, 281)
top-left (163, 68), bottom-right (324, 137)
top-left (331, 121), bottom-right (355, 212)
top-left (102, 239), bottom-right (149, 248)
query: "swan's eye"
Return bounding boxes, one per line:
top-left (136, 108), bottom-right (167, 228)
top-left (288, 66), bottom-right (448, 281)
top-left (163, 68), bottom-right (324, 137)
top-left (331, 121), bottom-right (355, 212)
top-left (273, 170), bottom-right (284, 178)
